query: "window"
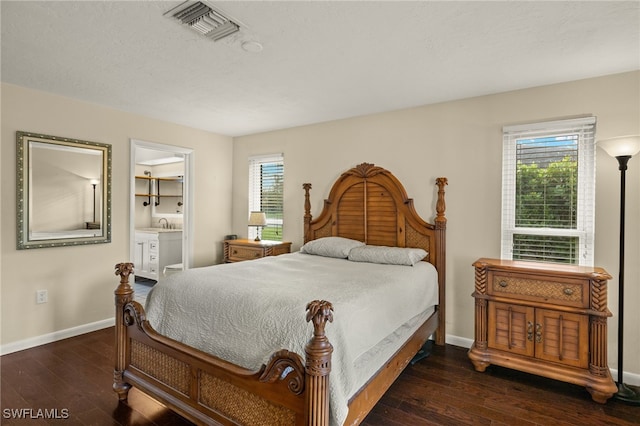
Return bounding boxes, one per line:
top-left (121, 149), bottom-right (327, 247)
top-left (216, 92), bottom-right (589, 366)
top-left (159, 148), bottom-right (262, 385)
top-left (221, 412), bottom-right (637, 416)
top-left (248, 154), bottom-right (284, 241)
top-left (501, 117), bottom-right (596, 265)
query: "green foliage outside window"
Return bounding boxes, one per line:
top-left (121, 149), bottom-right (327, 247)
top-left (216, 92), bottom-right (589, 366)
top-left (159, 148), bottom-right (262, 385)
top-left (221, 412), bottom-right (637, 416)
top-left (516, 156), bottom-right (577, 228)
top-left (514, 156), bottom-right (578, 263)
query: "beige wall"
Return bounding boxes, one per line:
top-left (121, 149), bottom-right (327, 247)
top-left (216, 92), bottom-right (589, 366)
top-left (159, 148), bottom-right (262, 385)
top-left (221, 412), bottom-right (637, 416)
top-left (232, 71), bottom-right (640, 377)
top-left (1, 72), bottom-right (638, 379)
top-left (1, 83), bottom-right (233, 346)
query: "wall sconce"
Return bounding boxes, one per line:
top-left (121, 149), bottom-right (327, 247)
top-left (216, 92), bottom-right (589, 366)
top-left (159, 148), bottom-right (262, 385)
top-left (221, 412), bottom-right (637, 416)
top-left (248, 211), bottom-right (267, 241)
top-left (597, 135), bottom-right (640, 405)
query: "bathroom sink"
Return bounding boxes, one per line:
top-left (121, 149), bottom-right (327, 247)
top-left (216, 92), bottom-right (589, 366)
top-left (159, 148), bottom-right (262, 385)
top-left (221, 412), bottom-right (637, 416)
top-left (136, 227), bottom-right (181, 233)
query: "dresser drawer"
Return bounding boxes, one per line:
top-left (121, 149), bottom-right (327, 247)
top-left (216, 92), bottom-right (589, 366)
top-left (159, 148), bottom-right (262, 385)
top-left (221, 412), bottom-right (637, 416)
top-left (224, 239), bottom-right (292, 263)
top-left (228, 245), bottom-right (265, 262)
top-left (488, 272), bottom-right (588, 308)
top-left (271, 242), bottom-right (292, 256)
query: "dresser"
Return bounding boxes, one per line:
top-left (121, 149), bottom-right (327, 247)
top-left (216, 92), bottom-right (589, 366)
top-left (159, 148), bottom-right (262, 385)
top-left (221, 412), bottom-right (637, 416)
top-left (468, 258), bottom-right (617, 403)
top-left (223, 239), bottom-right (291, 263)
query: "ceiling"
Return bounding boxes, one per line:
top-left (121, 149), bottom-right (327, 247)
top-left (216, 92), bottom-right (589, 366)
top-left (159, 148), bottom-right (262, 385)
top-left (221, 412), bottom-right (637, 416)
top-left (2, 1), bottom-right (639, 137)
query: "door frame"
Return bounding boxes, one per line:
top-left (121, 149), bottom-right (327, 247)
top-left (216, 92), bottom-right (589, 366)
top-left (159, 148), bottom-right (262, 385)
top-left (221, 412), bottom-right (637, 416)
top-left (130, 139), bottom-right (194, 273)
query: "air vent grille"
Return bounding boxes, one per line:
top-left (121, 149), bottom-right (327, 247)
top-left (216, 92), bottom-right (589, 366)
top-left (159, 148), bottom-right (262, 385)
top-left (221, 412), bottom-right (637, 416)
top-left (166, 1), bottom-right (240, 41)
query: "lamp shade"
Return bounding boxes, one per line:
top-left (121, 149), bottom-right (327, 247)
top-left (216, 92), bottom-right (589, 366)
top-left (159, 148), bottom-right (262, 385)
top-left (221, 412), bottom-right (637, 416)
top-left (248, 211), bottom-right (267, 226)
top-left (597, 135), bottom-right (640, 158)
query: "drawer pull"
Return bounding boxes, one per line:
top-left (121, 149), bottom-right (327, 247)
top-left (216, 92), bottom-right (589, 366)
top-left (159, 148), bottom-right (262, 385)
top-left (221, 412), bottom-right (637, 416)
top-left (563, 288), bottom-right (574, 296)
top-left (233, 250), bottom-right (238, 255)
top-left (527, 321), bottom-right (533, 342)
top-left (535, 323), bottom-right (543, 343)
top-left (499, 280), bottom-right (508, 288)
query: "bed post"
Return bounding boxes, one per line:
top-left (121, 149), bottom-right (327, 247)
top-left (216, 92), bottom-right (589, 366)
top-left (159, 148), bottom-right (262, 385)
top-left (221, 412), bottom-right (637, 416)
top-left (434, 177), bottom-right (448, 346)
top-left (303, 183), bottom-right (312, 243)
top-left (304, 300), bottom-right (333, 426)
top-left (114, 262), bottom-right (134, 400)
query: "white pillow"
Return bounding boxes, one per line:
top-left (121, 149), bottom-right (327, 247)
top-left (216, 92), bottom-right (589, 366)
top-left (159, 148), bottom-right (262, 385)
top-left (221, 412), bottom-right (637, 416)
top-left (300, 237), bottom-right (365, 258)
top-left (348, 245), bottom-right (428, 266)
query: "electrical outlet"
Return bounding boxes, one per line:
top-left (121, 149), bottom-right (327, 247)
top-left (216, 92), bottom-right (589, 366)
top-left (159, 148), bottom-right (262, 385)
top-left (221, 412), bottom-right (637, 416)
top-left (36, 289), bottom-right (48, 304)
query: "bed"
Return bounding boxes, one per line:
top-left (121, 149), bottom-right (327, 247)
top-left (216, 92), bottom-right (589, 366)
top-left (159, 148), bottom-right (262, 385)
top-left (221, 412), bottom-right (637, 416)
top-left (114, 162), bottom-right (448, 425)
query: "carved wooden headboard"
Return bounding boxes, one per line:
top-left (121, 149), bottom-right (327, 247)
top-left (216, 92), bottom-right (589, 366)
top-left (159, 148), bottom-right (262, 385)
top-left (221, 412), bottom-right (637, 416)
top-left (302, 162), bottom-right (447, 345)
top-left (303, 162), bottom-right (447, 346)
top-left (302, 162), bottom-right (447, 279)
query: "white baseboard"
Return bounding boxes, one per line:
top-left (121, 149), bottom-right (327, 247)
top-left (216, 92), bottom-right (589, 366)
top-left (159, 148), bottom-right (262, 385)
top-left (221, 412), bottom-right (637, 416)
top-left (446, 334), bottom-right (473, 349)
top-left (445, 333), bottom-right (640, 386)
top-left (609, 368), bottom-right (640, 387)
top-left (0, 317), bottom-right (115, 356)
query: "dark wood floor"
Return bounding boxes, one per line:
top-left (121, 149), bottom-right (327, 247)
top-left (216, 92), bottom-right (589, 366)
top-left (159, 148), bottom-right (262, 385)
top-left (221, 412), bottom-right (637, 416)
top-left (1, 327), bottom-right (638, 425)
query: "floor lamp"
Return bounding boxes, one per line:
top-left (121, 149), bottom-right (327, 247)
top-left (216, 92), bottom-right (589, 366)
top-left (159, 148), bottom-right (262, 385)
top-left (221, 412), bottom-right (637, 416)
top-left (597, 135), bottom-right (640, 405)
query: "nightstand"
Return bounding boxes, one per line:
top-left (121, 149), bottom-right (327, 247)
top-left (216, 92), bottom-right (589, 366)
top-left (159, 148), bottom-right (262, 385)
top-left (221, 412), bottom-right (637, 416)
top-left (468, 258), bottom-right (617, 403)
top-left (223, 239), bottom-right (292, 263)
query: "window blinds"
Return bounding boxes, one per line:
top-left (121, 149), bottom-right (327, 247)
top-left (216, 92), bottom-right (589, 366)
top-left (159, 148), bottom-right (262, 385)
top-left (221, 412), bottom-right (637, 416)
top-left (501, 117), bottom-right (596, 265)
top-left (248, 154), bottom-right (284, 241)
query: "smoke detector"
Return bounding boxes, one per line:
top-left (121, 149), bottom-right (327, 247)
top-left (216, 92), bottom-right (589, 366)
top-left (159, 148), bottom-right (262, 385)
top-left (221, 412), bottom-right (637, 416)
top-left (165, 1), bottom-right (241, 41)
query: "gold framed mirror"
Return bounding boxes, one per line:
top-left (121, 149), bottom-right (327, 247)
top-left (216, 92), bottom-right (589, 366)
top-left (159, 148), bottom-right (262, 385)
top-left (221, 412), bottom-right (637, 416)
top-left (17, 131), bottom-right (112, 249)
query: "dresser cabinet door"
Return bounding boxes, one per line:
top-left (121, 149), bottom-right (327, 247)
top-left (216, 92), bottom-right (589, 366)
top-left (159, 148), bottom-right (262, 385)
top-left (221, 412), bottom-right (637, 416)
top-left (134, 240), bottom-right (147, 275)
top-left (488, 302), bottom-right (588, 368)
top-left (535, 308), bottom-right (589, 368)
top-left (488, 302), bottom-right (535, 357)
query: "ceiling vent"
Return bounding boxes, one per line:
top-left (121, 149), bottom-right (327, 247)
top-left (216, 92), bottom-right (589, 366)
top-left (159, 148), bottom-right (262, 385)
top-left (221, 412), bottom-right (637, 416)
top-left (165, 1), bottom-right (240, 41)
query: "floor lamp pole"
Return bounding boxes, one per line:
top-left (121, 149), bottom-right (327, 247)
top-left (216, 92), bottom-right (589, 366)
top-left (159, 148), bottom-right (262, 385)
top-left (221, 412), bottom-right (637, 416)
top-left (614, 155), bottom-right (640, 405)
top-left (92, 183), bottom-right (97, 223)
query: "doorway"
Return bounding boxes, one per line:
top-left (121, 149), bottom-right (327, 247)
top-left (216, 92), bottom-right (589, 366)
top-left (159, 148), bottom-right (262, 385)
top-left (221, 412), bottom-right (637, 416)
top-left (130, 139), bottom-right (194, 287)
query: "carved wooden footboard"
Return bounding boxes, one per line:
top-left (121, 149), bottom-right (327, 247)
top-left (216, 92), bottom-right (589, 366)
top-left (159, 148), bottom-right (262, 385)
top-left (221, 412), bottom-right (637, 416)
top-left (114, 262), bottom-right (334, 426)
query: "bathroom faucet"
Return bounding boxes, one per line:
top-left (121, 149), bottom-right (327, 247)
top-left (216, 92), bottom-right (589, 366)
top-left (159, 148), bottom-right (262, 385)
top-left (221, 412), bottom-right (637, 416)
top-left (158, 218), bottom-right (169, 229)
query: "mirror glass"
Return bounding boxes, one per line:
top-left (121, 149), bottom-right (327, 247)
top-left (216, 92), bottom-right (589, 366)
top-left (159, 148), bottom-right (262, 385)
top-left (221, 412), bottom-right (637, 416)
top-left (17, 131), bottom-right (112, 249)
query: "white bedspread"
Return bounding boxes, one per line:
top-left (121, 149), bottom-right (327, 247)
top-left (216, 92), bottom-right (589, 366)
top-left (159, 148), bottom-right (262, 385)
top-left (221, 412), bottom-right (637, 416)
top-left (145, 252), bottom-right (438, 425)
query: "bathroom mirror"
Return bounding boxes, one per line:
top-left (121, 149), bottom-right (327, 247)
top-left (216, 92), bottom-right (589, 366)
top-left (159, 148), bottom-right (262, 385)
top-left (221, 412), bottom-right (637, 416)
top-left (17, 131), bottom-right (112, 249)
